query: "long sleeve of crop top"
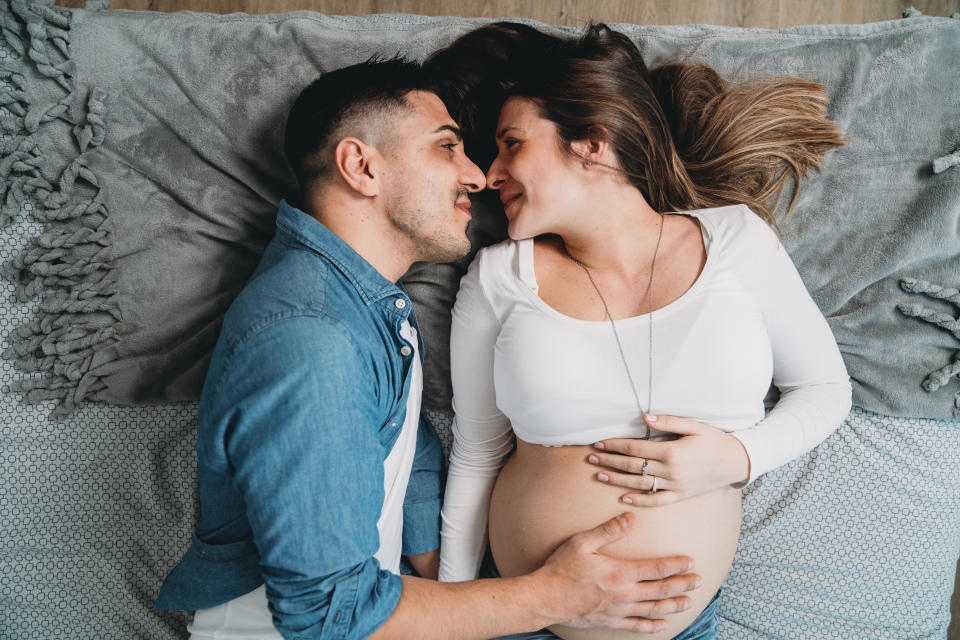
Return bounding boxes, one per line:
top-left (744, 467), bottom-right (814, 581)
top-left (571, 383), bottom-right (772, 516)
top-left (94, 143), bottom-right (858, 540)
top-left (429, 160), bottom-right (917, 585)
top-left (725, 211), bottom-right (852, 483)
top-left (439, 252), bottom-right (514, 582)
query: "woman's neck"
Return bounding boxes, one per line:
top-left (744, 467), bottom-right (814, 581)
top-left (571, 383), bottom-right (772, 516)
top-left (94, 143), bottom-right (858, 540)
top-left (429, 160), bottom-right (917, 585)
top-left (558, 185), bottom-right (665, 277)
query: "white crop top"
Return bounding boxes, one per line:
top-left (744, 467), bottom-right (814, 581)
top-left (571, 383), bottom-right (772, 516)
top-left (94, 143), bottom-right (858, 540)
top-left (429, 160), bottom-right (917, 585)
top-left (438, 204), bottom-right (852, 582)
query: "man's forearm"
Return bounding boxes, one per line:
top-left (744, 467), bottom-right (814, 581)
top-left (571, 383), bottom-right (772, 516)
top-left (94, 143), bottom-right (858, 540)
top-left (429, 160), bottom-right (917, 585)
top-left (369, 574), bottom-right (554, 640)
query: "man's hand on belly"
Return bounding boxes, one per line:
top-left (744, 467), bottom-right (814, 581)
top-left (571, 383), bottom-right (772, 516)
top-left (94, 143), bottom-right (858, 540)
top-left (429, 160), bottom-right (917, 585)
top-left (531, 512), bottom-right (702, 632)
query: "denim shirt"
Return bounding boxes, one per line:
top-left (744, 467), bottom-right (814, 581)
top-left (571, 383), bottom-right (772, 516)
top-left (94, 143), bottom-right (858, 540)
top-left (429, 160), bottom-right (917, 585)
top-left (155, 200), bottom-right (444, 639)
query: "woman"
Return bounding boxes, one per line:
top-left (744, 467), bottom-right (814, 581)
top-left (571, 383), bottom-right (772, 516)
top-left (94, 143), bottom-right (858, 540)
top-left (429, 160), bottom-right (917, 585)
top-left (429, 23), bottom-right (852, 640)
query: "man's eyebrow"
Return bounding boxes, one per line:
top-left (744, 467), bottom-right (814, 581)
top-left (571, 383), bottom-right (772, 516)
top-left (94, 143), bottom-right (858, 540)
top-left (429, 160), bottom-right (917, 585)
top-left (434, 124), bottom-right (462, 141)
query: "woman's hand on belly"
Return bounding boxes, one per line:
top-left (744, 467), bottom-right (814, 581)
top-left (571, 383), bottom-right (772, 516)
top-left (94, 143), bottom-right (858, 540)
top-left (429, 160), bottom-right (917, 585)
top-left (587, 413), bottom-right (750, 507)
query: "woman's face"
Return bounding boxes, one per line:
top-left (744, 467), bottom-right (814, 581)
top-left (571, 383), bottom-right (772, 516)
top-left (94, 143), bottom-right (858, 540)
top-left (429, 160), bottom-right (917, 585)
top-left (486, 96), bottom-right (586, 239)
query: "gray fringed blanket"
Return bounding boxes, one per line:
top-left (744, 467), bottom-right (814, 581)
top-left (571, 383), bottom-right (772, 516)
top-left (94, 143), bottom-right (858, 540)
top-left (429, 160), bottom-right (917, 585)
top-left (1, 2), bottom-right (959, 420)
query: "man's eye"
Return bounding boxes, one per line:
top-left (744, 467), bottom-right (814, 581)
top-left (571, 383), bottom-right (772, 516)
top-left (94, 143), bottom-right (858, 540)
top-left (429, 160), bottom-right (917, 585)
top-left (442, 142), bottom-right (459, 151)
top-left (504, 139), bottom-right (519, 149)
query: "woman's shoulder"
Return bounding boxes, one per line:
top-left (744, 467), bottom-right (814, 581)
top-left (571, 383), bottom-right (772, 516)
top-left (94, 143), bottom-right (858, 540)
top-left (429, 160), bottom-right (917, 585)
top-left (471, 237), bottom-right (517, 277)
top-left (474, 237), bottom-right (522, 262)
top-left (682, 203), bottom-right (756, 227)
top-left (682, 204), bottom-right (780, 250)
top-left (468, 237), bottom-right (533, 290)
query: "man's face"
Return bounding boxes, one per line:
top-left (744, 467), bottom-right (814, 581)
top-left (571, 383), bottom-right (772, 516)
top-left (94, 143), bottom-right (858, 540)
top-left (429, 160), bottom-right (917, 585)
top-left (378, 91), bottom-right (485, 264)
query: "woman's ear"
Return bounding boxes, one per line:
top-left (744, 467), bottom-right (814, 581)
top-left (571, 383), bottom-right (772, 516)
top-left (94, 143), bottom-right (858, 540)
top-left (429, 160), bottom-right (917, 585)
top-left (334, 137), bottom-right (380, 197)
top-left (572, 125), bottom-right (610, 168)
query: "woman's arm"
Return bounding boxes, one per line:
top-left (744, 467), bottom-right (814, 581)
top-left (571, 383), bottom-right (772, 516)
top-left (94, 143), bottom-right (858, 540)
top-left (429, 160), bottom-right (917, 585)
top-left (406, 549), bottom-right (440, 580)
top-left (439, 253), bottom-right (515, 581)
top-left (723, 212), bottom-right (852, 482)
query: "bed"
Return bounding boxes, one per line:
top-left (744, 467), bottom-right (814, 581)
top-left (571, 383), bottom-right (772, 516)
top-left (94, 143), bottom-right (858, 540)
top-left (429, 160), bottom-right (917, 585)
top-left (1, 1), bottom-right (958, 638)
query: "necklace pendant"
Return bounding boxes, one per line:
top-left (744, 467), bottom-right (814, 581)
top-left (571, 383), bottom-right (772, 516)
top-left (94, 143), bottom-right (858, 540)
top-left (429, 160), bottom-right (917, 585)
top-left (565, 222), bottom-right (662, 445)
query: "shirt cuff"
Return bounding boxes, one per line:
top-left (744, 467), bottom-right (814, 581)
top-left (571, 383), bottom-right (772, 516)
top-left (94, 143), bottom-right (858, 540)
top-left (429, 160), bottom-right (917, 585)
top-left (270, 560), bottom-right (402, 640)
top-left (401, 496), bottom-right (441, 556)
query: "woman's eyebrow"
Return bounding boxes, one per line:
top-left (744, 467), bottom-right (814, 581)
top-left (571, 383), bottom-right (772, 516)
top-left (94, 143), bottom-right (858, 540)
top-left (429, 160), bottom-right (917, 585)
top-left (496, 126), bottom-right (520, 139)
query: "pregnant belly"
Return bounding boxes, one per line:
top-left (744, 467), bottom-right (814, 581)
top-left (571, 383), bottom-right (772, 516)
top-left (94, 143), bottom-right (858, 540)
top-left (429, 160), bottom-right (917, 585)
top-left (489, 440), bottom-right (741, 640)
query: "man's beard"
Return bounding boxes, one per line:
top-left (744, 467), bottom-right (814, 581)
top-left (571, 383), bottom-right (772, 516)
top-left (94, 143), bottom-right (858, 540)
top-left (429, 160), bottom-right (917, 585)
top-left (389, 188), bottom-right (472, 263)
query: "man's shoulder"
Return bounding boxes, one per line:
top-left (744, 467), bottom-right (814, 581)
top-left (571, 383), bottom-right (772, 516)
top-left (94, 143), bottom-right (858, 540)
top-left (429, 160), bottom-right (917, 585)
top-left (227, 307), bottom-right (352, 353)
top-left (201, 309), bottom-right (369, 417)
top-left (221, 247), bottom-right (366, 347)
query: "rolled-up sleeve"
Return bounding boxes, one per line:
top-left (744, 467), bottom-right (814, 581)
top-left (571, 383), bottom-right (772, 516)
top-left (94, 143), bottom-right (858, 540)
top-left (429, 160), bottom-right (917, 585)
top-left (212, 315), bottom-right (400, 639)
top-left (401, 412), bottom-right (444, 556)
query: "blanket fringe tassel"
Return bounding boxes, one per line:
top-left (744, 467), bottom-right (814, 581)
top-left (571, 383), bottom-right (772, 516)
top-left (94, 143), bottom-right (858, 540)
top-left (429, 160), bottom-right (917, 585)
top-left (933, 147), bottom-right (960, 174)
top-left (0, 0), bottom-right (117, 418)
top-left (898, 278), bottom-right (960, 416)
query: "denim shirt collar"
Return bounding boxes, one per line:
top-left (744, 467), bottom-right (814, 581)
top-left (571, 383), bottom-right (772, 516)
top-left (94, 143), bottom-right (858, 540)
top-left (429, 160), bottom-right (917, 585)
top-left (275, 199), bottom-right (404, 306)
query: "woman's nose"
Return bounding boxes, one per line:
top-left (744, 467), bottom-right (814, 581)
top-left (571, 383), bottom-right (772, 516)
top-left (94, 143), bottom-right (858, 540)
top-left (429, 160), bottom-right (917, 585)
top-left (486, 158), bottom-right (506, 190)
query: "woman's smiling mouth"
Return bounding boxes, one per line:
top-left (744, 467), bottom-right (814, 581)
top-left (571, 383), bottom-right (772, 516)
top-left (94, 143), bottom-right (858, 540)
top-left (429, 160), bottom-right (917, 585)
top-left (501, 192), bottom-right (522, 212)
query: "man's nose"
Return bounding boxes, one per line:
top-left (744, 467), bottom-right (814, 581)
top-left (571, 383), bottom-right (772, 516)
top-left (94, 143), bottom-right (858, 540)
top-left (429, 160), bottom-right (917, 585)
top-left (460, 158), bottom-right (485, 193)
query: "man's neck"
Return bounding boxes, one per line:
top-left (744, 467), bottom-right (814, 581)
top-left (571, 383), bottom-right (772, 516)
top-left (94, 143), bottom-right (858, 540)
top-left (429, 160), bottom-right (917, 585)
top-left (302, 192), bottom-right (413, 283)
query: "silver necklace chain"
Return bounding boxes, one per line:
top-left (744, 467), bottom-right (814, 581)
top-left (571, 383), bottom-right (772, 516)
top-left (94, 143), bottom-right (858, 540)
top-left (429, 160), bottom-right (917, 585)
top-left (564, 213), bottom-right (665, 440)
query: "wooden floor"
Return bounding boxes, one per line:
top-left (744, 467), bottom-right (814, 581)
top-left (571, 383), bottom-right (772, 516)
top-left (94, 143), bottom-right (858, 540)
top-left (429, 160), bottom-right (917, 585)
top-left (48, 1), bottom-right (960, 638)
top-left (57, 0), bottom-right (960, 27)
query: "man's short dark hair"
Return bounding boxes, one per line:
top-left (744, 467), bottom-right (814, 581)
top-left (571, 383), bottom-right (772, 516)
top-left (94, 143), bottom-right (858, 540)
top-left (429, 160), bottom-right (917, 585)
top-left (284, 57), bottom-right (438, 194)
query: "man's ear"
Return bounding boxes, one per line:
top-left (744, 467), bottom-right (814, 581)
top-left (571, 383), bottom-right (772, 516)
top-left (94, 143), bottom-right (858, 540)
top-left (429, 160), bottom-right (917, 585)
top-left (571, 125), bottom-right (610, 167)
top-left (334, 137), bottom-right (380, 197)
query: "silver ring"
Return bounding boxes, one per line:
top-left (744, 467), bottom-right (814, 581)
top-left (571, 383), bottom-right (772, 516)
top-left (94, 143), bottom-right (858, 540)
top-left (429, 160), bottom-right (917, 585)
top-left (641, 458), bottom-right (649, 475)
top-left (651, 476), bottom-right (658, 493)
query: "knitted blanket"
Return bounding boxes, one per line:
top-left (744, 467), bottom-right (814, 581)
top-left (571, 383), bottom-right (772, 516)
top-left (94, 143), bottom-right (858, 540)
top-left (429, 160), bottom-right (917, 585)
top-left (1, 2), bottom-right (959, 419)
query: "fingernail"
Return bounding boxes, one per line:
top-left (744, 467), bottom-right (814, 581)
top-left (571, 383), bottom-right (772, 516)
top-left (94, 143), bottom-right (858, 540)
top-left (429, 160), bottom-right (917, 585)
top-left (687, 560), bottom-right (696, 571)
top-left (695, 577), bottom-right (703, 587)
top-left (588, 455), bottom-right (599, 464)
top-left (645, 414), bottom-right (658, 422)
top-left (621, 496), bottom-right (632, 504)
top-left (597, 473), bottom-right (609, 482)
top-left (594, 442), bottom-right (605, 449)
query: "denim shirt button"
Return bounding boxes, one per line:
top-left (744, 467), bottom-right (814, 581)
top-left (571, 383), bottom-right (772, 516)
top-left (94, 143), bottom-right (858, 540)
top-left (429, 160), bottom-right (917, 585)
top-left (394, 298), bottom-right (407, 310)
top-left (400, 345), bottom-right (412, 357)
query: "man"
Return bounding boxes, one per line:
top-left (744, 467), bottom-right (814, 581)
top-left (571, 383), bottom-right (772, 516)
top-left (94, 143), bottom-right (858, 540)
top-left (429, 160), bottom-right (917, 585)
top-left (156, 58), bottom-right (700, 639)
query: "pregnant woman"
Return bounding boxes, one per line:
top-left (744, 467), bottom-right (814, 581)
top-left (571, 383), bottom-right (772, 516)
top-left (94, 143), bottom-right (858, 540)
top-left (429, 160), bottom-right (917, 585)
top-left (432, 23), bottom-right (852, 640)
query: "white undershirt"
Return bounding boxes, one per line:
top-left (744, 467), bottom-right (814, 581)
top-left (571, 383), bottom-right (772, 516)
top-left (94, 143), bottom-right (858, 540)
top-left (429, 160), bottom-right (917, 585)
top-left (376, 320), bottom-right (423, 572)
top-left (188, 320), bottom-right (423, 639)
top-left (439, 204), bottom-right (851, 582)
